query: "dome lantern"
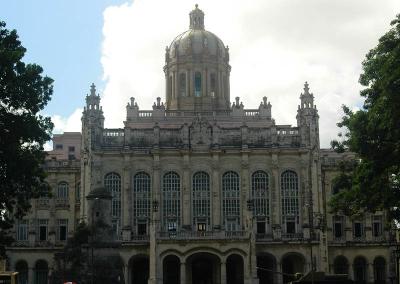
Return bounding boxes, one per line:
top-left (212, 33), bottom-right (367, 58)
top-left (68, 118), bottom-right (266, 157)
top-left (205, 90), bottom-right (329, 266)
top-left (189, 4), bottom-right (205, 30)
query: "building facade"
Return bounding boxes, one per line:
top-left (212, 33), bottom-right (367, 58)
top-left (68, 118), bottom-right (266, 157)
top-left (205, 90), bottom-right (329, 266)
top-left (6, 5), bottom-right (396, 284)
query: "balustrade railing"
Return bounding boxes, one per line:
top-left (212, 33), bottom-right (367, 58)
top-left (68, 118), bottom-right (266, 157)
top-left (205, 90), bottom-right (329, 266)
top-left (157, 230), bottom-right (248, 240)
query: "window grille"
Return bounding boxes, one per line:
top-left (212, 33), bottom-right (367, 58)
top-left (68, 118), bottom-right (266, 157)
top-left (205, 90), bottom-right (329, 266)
top-left (192, 171), bottom-right (211, 229)
top-left (57, 219), bottom-right (68, 241)
top-left (57, 182), bottom-right (69, 199)
top-left (194, 72), bottom-right (202, 97)
top-left (133, 172), bottom-right (151, 225)
top-left (222, 171), bottom-right (240, 230)
top-left (104, 173), bottom-right (121, 218)
top-left (251, 171), bottom-right (269, 217)
top-left (162, 171), bottom-right (180, 231)
top-left (17, 220), bottom-right (28, 241)
top-left (281, 170), bottom-right (299, 233)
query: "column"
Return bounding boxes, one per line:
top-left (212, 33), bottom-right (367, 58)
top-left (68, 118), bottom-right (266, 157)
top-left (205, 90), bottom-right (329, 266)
top-left (182, 153), bottom-right (191, 228)
top-left (149, 153), bottom-right (160, 284)
top-left (202, 69), bottom-right (207, 97)
top-left (212, 152), bottom-right (220, 229)
top-left (122, 155), bottom-right (131, 240)
top-left (220, 261), bottom-right (226, 284)
top-left (124, 265), bottom-right (129, 284)
top-left (271, 154), bottom-right (280, 234)
top-left (28, 267), bottom-right (34, 284)
top-left (276, 262), bottom-right (283, 284)
top-left (180, 262), bottom-right (186, 284)
top-left (241, 151), bottom-right (250, 231)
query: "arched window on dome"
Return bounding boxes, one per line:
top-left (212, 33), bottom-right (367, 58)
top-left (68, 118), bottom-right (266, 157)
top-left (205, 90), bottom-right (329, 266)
top-left (192, 171), bottom-right (210, 231)
top-left (251, 171), bottom-right (270, 234)
top-left (194, 72), bottom-right (202, 97)
top-left (169, 76), bottom-right (173, 99)
top-left (162, 172), bottom-right (180, 232)
top-left (210, 73), bottom-right (216, 98)
top-left (281, 170), bottom-right (299, 236)
top-left (104, 173), bottom-right (121, 235)
top-left (133, 172), bottom-right (151, 235)
top-left (222, 171), bottom-right (240, 231)
top-left (179, 73), bottom-right (186, 97)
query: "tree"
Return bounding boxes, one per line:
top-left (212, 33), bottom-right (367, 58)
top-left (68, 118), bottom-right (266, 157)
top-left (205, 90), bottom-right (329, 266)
top-left (0, 21), bottom-right (53, 255)
top-left (330, 14), bottom-right (400, 222)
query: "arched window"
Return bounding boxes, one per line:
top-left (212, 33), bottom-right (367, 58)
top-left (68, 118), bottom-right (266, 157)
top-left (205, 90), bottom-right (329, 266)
top-left (162, 172), bottom-right (180, 232)
top-left (179, 73), bottom-right (186, 97)
top-left (15, 260), bottom-right (28, 284)
top-left (34, 260), bottom-right (48, 284)
top-left (104, 173), bottom-right (121, 234)
top-left (192, 172), bottom-right (210, 231)
top-left (374, 257), bottom-right (386, 283)
top-left (354, 256), bottom-right (367, 283)
top-left (333, 256), bottom-right (349, 274)
top-left (194, 72), bottom-right (202, 97)
top-left (57, 182), bottom-right (69, 199)
top-left (281, 170), bottom-right (299, 235)
top-left (210, 73), bottom-right (216, 98)
top-left (133, 172), bottom-right (151, 235)
top-left (169, 76), bottom-right (173, 98)
top-left (222, 171), bottom-right (240, 231)
top-left (251, 171), bottom-right (269, 234)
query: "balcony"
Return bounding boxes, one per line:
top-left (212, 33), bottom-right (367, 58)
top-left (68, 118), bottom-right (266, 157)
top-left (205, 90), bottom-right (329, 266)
top-left (36, 198), bottom-right (50, 209)
top-left (55, 198), bottom-right (70, 209)
top-left (157, 230), bottom-right (249, 241)
top-left (281, 233), bottom-right (304, 240)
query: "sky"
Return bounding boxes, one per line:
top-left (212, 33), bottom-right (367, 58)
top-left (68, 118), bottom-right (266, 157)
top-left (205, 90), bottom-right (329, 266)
top-left (2, 0), bottom-right (400, 148)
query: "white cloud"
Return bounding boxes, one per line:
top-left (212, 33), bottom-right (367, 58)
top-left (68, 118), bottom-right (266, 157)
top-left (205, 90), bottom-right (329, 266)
top-left (51, 108), bottom-right (83, 134)
top-left (95, 0), bottom-right (400, 148)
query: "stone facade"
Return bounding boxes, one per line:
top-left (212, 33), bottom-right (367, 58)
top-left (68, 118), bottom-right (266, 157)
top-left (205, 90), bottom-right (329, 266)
top-left (6, 5), bottom-right (395, 284)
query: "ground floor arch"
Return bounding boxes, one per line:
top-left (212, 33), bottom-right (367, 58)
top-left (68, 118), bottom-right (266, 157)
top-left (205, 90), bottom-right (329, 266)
top-left (128, 255), bottom-right (149, 284)
top-left (226, 254), bottom-right (244, 284)
top-left (186, 252), bottom-right (221, 284)
top-left (163, 255), bottom-right (180, 284)
top-left (34, 259), bottom-right (48, 284)
top-left (15, 260), bottom-right (28, 284)
top-left (281, 253), bottom-right (305, 283)
top-left (257, 253), bottom-right (277, 284)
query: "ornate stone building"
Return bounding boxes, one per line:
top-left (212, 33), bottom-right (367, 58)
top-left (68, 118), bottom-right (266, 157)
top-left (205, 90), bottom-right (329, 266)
top-left (6, 5), bottom-right (396, 284)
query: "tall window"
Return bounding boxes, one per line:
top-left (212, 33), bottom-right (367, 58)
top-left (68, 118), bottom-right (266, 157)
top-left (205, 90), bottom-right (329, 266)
top-left (179, 73), bottom-right (186, 97)
top-left (194, 72), bottom-right (202, 97)
top-left (333, 216), bottom-right (344, 240)
top-left (353, 220), bottom-right (365, 240)
top-left (35, 260), bottom-right (48, 284)
top-left (192, 171), bottom-right (211, 231)
top-left (163, 172), bottom-right (181, 232)
top-left (104, 173), bottom-right (121, 216)
top-left (372, 215), bottom-right (383, 237)
top-left (57, 182), bottom-right (69, 199)
top-left (169, 76), bottom-right (173, 98)
top-left (354, 257), bottom-right (367, 283)
top-left (15, 260), bottom-right (28, 284)
top-left (133, 172), bottom-right (151, 235)
top-left (251, 171), bottom-right (269, 234)
top-left (57, 219), bottom-right (68, 241)
top-left (281, 170), bottom-right (299, 234)
top-left (75, 182), bottom-right (81, 203)
top-left (222, 171), bottom-right (240, 231)
top-left (38, 219), bottom-right (48, 241)
top-left (17, 220), bottom-right (29, 241)
top-left (210, 73), bottom-right (216, 98)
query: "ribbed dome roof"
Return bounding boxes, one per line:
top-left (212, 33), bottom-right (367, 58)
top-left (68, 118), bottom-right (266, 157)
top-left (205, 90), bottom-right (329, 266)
top-left (168, 5), bottom-right (227, 59)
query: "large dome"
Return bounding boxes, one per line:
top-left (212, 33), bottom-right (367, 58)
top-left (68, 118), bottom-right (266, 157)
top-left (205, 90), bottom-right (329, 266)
top-left (167, 4), bottom-right (228, 59)
top-left (169, 29), bottom-right (227, 58)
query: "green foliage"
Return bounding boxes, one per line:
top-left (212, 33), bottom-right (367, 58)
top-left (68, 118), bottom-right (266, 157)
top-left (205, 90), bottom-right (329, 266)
top-left (330, 14), bottom-right (400, 221)
top-left (0, 21), bottom-right (53, 255)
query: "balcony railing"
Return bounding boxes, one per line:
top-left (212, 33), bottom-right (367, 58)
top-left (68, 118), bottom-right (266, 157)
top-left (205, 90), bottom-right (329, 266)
top-left (158, 230), bottom-right (249, 240)
top-left (36, 198), bottom-right (50, 209)
top-left (55, 198), bottom-right (70, 209)
top-left (281, 233), bottom-right (304, 240)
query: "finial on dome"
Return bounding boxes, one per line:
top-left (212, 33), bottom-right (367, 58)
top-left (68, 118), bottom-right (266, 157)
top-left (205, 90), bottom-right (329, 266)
top-left (190, 4), bottom-right (205, 30)
top-left (303, 81), bottom-right (310, 95)
top-left (90, 83), bottom-right (96, 96)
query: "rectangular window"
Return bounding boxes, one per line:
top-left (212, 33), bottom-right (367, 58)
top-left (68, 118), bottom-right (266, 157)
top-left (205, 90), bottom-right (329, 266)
top-left (257, 221), bottom-right (266, 234)
top-left (57, 219), bottom-right (68, 241)
top-left (68, 146), bottom-right (75, 152)
top-left (286, 221), bottom-right (296, 234)
top-left (55, 144), bottom-right (63, 150)
top-left (68, 154), bottom-right (75, 160)
top-left (137, 222), bottom-right (147, 235)
top-left (197, 222), bottom-right (207, 232)
top-left (38, 219), bottom-right (48, 241)
top-left (353, 222), bottom-right (364, 238)
top-left (167, 220), bottom-right (177, 232)
top-left (333, 216), bottom-right (344, 239)
top-left (372, 215), bottom-right (383, 237)
top-left (17, 220), bottom-right (29, 241)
